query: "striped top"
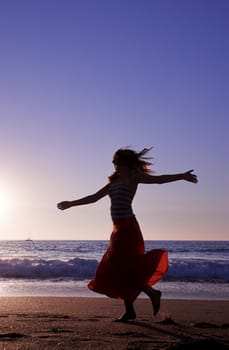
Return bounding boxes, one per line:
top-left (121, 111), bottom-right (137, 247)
top-left (109, 180), bottom-right (136, 219)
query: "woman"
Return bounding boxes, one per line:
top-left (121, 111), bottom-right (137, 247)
top-left (57, 148), bottom-right (198, 321)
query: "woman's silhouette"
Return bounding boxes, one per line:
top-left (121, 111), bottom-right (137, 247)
top-left (57, 147), bottom-right (198, 321)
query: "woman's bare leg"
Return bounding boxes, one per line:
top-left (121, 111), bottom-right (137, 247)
top-left (118, 300), bottom-right (136, 322)
top-left (142, 284), bottom-right (161, 316)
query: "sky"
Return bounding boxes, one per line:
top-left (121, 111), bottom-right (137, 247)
top-left (0, 0), bottom-right (228, 240)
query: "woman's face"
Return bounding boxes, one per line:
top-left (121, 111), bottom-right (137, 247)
top-left (112, 153), bottom-right (129, 172)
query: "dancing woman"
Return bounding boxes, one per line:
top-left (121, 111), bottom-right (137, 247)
top-left (57, 148), bottom-right (198, 321)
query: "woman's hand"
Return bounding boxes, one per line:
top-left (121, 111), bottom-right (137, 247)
top-left (183, 170), bottom-right (198, 183)
top-left (57, 201), bottom-right (72, 210)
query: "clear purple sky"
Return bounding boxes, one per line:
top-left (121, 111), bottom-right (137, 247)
top-left (1, 0), bottom-right (228, 240)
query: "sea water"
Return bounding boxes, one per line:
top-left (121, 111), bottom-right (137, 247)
top-left (0, 240), bottom-right (228, 300)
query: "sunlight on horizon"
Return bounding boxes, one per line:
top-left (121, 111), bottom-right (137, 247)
top-left (0, 187), bottom-right (12, 221)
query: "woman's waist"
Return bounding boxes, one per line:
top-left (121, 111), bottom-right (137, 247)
top-left (111, 215), bottom-right (138, 227)
top-left (110, 205), bottom-right (134, 219)
top-left (112, 215), bottom-right (142, 237)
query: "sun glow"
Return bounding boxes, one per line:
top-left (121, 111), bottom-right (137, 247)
top-left (0, 188), bottom-right (12, 220)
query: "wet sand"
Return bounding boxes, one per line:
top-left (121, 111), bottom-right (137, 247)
top-left (0, 297), bottom-right (228, 349)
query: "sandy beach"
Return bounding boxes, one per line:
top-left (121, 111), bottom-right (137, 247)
top-left (0, 297), bottom-right (228, 349)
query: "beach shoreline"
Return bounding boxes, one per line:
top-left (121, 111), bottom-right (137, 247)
top-left (0, 297), bottom-right (228, 349)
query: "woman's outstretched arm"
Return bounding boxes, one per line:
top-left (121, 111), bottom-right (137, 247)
top-left (57, 184), bottom-right (110, 210)
top-left (135, 170), bottom-right (198, 184)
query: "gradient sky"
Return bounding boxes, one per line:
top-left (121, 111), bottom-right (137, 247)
top-left (1, 0), bottom-right (228, 240)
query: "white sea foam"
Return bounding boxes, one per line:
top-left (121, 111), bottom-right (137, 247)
top-left (0, 258), bottom-right (98, 279)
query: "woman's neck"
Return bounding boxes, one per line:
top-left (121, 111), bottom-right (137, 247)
top-left (118, 167), bottom-right (131, 179)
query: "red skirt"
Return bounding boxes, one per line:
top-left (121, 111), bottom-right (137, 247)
top-left (88, 216), bottom-right (168, 302)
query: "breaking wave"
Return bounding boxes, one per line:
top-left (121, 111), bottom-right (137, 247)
top-left (0, 257), bottom-right (228, 283)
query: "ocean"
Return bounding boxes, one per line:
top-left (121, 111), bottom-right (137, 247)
top-left (0, 240), bottom-right (228, 300)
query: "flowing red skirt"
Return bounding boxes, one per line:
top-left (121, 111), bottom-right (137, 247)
top-left (88, 216), bottom-right (168, 302)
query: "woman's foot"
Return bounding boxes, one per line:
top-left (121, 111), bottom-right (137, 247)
top-left (117, 300), bottom-right (136, 322)
top-left (142, 285), bottom-right (162, 317)
top-left (117, 310), bottom-right (136, 322)
top-left (151, 290), bottom-right (161, 316)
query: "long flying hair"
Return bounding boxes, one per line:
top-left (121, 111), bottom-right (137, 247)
top-left (108, 147), bottom-right (153, 183)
